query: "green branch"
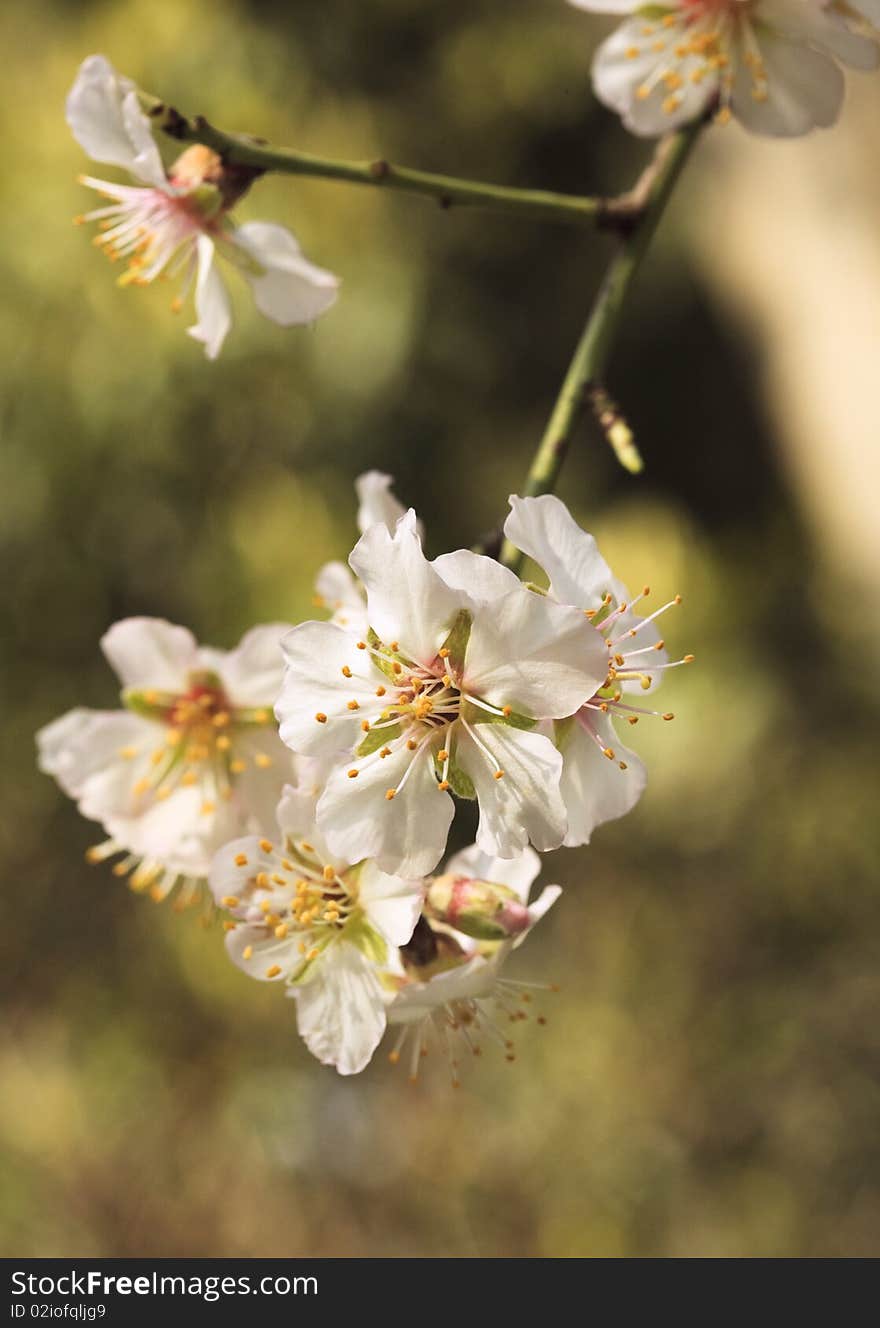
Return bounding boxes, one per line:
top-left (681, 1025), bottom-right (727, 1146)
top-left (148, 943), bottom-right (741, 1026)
top-left (139, 92), bottom-right (603, 228)
top-left (499, 122), bottom-right (703, 572)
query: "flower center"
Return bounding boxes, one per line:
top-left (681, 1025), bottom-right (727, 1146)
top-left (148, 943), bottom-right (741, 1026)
top-left (222, 836), bottom-right (361, 977)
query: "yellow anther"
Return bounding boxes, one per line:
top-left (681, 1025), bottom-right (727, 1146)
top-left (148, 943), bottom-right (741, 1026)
top-left (212, 711), bottom-right (230, 728)
top-left (392, 662), bottom-right (402, 674)
top-left (347, 700), bottom-right (360, 711)
top-left (301, 842), bottom-right (314, 853)
top-left (385, 789), bottom-right (396, 800)
top-left (389, 641), bottom-right (399, 651)
top-left (265, 965), bottom-right (282, 979)
top-left (112, 862), bottom-right (129, 877)
top-left (348, 769), bottom-right (359, 779)
top-left (242, 945), bottom-right (253, 960)
top-left (315, 712), bottom-right (327, 723)
top-left (361, 720), bottom-right (371, 732)
top-left (438, 780), bottom-right (450, 791)
top-left (375, 685), bottom-right (386, 697)
top-left (619, 761), bottom-right (628, 771)
top-left (271, 873), bottom-right (286, 886)
top-left (323, 865), bottom-right (336, 882)
top-left (307, 948), bottom-right (320, 961)
top-left (216, 734), bottom-right (231, 751)
top-left (625, 45), bottom-right (640, 59)
top-left (438, 648), bottom-right (450, 658)
top-left (200, 801), bottom-right (216, 815)
top-left (380, 747), bottom-right (392, 758)
top-left (254, 708), bottom-right (271, 723)
top-left (259, 839), bottom-right (273, 853)
top-left (221, 895), bottom-right (240, 909)
top-left (684, 654), bottom-right (695, 663)
top-left (259, 899), bottom-right (272, 914)
top-left (255, 872), bottom-right (270, 889)
top-left (442, 674), bottom-right (452, 687)
top-left (663, 712), bottom-right (675, 722)
top-left (388, 1050), bottom-right (400, 1064)
top-left (640, 676), bottom-right (652, 691)
top-left (274, 923), bottom-right (289, 940)
top-left (502, 705), bottom-right (512, 717)
top-left (356, 641), bottom-right (367, 650)
top-left (406, 739), bottom-right (418, 751)
top-left (234, 852), bottom-right (248, 867)
top-left (181, 771), bottom-right (197, 786)
top-left (603, 748), bottom-right (615, 761)
top-left (254, 753), bottom-right (272, 769)
top-left (118, 746), bottom-right (138, 759)
top-left (298, 940), bottom-right (307, 955)
top-left (230, 759), bottom-right (246, 774)
top-left (438, 749), bottom-right (449, 762)
top-left (133, 778), bottom-right (150, 796)
top-left (341, 665), bottom-right (352, 678)
top-left (494, 769), bottom-right (505, 780)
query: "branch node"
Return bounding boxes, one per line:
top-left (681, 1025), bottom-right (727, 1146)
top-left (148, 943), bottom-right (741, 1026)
top-left (369, 159), bottom-right (390, 181)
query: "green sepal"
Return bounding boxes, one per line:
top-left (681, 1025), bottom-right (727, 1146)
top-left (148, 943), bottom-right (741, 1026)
top-left (553, 715), bottom-right (576, 753)
top-left (439, 608), bottom-right (472, 677)
top-left (459, 698), bottom-right (535, 732)
top-left (357, 723), bottom-right (401, 758)
top-left (343, 915), bottom-right (388, 967)
top-left (367, 627), bottom-right (406, 681)
top-left (122, 688), bottom-right (173, 721)
top-left (445, 759), bottom-right (476, 801)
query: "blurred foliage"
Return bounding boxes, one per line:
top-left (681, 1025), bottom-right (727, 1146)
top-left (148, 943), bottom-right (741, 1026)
top-left (2, 0), bottom-right (879, 1258)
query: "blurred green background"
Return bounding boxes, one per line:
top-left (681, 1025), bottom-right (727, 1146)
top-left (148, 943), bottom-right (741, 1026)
top-left (3, 0), bottom-right (879, 1258)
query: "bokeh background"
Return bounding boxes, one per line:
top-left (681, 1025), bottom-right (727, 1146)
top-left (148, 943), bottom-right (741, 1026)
top-left (3, 0), bottom-right (879, 1258)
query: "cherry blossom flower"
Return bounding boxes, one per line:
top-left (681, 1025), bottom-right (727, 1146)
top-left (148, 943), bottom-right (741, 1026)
top-left (210, 783), bottom-right (423, 1075)
top-left (385, 844), bottom-right (560, 1085)
top-left (503, 494), bottom-right (692, 847)
top-left (570, 0), bottom-right (879, 137)
top-left (37, 618), bottom-right (295, 908)
top-left (67, 55), bottom-right (338, 357)
top-left (276, 510), bottom-right (608, 878)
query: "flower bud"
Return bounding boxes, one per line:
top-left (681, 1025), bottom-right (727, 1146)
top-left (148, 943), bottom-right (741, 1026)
top-left (426, 873), bottom-right (529, 942)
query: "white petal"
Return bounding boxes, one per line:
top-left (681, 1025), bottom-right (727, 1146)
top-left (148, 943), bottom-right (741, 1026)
top-left (37, 708), bottom-right (154, 801)
top-left (230, 728), bottom-right (297, 837)
top-left (292, 942), bottom-right (388, 1074)
top-left (432, 549), bottom-right (523, 600)
top-left (100, 618), bottom-right (198, 691)
top-left (232, 221), bottom-right (339, 326)
top-left (349, 511), bottom-right (465, 667)
top-left (555, 711), bottom-right (647, 847)
top-left (567, 0), bottom-right (638, 10)
top-left (187, 235), bottom-right (232, 360)
top-left (443, 842), bottom-right (542, 904)
top-left (732, 30), bottom-right (844, 136)
top-left (849, 0), bottom-right (880, 24)
top-left (105, 781), bottom-right (243, 878)
top-left (66, 55), bottom-right (167, 187)
top-left (314, 561), bottom-right (366, 631)
top-left (504, 494), bottom-right (615, 608)
top-left (215, 622), bottom-right (292, 706)
top-left (463, 584), bottom-right (607, 718)
top-left (357, 861), bottom-right (423, 946)
top-left (388, 953), bottom-right (499, 1022)
top-left (456, 723), bottom-right (567, 857)
top-left (317, 739), bottom-right (454, 878)
top-left (226, 922), bottom-right (300, 982)
top-left (762, 0), bottom-right (879, 70)
top-left (276, 621), bottom-right (380, 755)
top-left (355, 471), bottom-right (409, 535)
top-left (591, 20), bottom-right (716, 137)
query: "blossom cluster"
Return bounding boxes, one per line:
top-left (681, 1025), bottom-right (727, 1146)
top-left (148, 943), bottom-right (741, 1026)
top-left (39, 474), bottom-right (687, 1080)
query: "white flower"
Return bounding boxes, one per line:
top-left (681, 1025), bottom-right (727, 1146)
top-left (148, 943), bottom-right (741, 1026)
top-left (67, 55), bottom-right (339, 357)
top-left (385, 844), bottom-right (561, 1085)
top-left (313, 471), bottom-right (411, 636)
top-left (276, 510), bottom-right (608, 877)
top-left (37, 617), bottom-right (295, 907)
top-left (503, 494), bottom-right (692, 847)
top-left (210, 783), bottom-right (423, 1075)
top-left (570, 0), bottom-right (879, 137)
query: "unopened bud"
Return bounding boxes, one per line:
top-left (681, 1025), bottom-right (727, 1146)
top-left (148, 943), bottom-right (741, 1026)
top-left (426, 874), bottom-right (529, 942)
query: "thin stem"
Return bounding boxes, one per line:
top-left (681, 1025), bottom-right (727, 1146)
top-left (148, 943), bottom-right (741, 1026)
top-left (499, 121), bottom-right (702, 572)
top-left (140, 93), bottom-right (602, 228)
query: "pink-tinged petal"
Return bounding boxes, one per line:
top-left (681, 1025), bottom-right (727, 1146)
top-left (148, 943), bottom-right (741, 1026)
top-left (292, 942), bottom-right (388, 1074)
top-left (66, 55), bottom-right (167, 187)
top-left (443, 842), bottom-right (542, 904)
top-left (555, 711), bottom-right (647, 847)
top-left (349, 511), bottom-right (465, 667)
top-left (187, 235), bottom-right (232, 359)
top-left (100, 618), bottom-right (198, 691)
top-left (277, 621), bottom-right (381, 756)
top-left (317, 739), bottom-right (453, 878)
top-left (215, 622), bottom-right (292, 707)
top-left (232, 221), bottom-right (339, 325)
top-left (591, 19), bottom-right (717, 137)
top-left (355, 471), bottom-right (409, 535)
top-left (462, 584), bottom-right (607, 718)
top-left (732, 31), bottom-right (844, 136)
top-left (456, 723), bottom-right (567, 857)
